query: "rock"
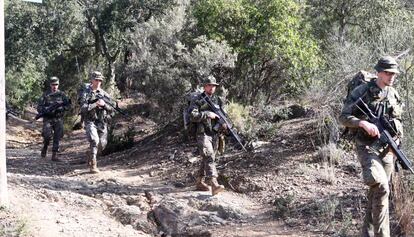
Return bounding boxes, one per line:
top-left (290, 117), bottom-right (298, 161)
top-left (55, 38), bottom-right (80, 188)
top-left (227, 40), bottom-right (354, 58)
top-left (227, 176), bottom-right (264, 193)
top-left (173, 182), bottom-right (186, 188)
top-left (188, 157), bottom-right (199, 163)
top-left (250, 141), bottom-right (270, 149)
top-left (152, 193), bottom-right (252, 236)
top-left (111, 205), bottom-right (155, 234)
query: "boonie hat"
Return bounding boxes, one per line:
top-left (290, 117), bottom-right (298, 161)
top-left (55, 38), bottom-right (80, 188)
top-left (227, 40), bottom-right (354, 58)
top-left (374, 56), bottom-right (400, 74)
top-left (50, 76), bottom-right (59, 85)
top-left (91, 71), bottom-right (104, 81)
top-left (203, 75), bottom-right (219, 86)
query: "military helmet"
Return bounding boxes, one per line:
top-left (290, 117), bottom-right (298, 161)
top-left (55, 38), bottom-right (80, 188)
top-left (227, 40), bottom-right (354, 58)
top-left (49, 76), bottom-right (59, 85)
top-left (374, 56), bottom-right (400, 74)
top-left (91, 71), bottom-right (104, 81)
top-left (203, 75), bottom-right (219, 86)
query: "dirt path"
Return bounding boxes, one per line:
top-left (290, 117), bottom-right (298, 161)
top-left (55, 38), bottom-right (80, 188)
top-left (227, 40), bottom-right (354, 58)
top-left (5, 113), bottom-right (364, 236)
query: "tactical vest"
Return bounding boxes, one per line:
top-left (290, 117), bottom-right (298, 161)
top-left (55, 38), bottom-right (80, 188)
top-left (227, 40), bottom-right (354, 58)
top-left (81, 87), bottom-right (112, 122)
top-left (351, 81), bottom-right (403, 141)
top-left (194, 93), bottom-right (224, 136)
top-left (40, 91), bottom-right (67, 118)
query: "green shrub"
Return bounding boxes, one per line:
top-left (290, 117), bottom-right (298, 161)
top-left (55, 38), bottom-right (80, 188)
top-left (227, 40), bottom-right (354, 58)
top-left (102, 126), bottom-right (136, 155)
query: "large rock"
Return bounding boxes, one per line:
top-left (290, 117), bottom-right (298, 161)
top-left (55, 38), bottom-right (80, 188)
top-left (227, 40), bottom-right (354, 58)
top-left (111, 205), bottom-right (155, 234)
top-left (152, 192), bottom-right (254, 236)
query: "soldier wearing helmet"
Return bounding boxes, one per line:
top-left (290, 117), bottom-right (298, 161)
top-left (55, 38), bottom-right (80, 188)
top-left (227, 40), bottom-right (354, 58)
top-left (340, 56), bottom-right (403, 237)
top-left (37, 76), bottom-right (71, 161)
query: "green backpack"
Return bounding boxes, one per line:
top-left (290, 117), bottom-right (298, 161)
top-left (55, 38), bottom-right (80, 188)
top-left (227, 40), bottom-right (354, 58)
top-left (346, 70), bottom-right (377, 99)
top-left (183, 90), bottom-right (203, 141)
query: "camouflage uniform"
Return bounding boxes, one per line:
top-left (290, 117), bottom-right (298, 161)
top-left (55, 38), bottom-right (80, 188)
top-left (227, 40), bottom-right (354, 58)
top-left (190, 92), bottom-right (223, 178)
top-left (340, 57), bottom-right (403, 237)
top-left (189, 75), bottom-right (226, 195)
top-left (79, 75), bottom-right (114, 173)
top-left (37, 79), bottom-right (70, 160)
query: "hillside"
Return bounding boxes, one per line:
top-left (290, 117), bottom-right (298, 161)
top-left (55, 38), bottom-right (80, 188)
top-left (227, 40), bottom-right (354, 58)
top-left (1, 99), bottom-right (385, 237)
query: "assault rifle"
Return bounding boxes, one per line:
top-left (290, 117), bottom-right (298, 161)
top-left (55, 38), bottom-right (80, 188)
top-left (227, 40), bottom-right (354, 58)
top-left (201, 95), bottom-right (247, 152)
top-left (355, 98), bottom-right (414, 174)
top-left (35, 100), bottom-right (71, 120)
top-left (90, 94), bottom-right (128, 117)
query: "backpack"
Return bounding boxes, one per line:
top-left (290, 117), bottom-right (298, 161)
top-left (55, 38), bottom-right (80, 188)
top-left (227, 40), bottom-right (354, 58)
top-left (183, 90), bottom-right (203, 141)
top-left (345, 70), bottom-right (377, 99)
top-left (341, 70), bottom-right (377, 138)
top-left (77, 83), bottom-right (90, 106)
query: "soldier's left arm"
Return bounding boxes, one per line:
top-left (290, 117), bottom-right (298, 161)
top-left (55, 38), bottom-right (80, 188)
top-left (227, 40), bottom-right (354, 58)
top-left (62, 92), bottom-right (71, 111)
top-left (37, 94), bottom-right (46, 114)
top-left (218, 96), bottom-right (227, 114)
top-left (389, 87), bottom-right (404, 137)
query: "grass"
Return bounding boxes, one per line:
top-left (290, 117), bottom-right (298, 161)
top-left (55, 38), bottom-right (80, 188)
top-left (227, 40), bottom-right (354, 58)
top-left (0, 207), bottom-right (30, 237)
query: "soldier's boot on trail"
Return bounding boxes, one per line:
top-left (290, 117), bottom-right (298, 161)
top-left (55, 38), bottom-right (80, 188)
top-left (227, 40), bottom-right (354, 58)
top-left (89, 148), bottom-right (100, 173)
top-left (196, 176), bottom-right (211, 191)
top-left (40, 144), bottom-right (48, 158)
top-left (51, 151), bottom-right (61, 162)
top-left (89, 156), bottom-right (100, 173)
top-left (209, 177), bottom-right (225, 196)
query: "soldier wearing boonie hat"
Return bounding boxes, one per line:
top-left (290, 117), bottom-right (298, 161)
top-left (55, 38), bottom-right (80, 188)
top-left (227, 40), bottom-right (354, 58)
top-left (340, 56), bottom-right (403, 237)
top-left (187, 75), bottom-right (227, 196)
top-left (79, 71), bottom-right (114, 173)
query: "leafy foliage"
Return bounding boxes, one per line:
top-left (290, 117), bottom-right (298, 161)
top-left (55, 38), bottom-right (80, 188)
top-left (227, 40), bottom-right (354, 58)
top-left (193, 0), bottom-right (322, 102)
top-left (124, 2), bottom-right (236, 122)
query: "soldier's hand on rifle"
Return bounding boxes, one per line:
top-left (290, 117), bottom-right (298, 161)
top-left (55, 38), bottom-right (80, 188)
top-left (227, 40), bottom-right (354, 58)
top-left (219, 123), bottom-right (229, 135)
top-left (206, 111), bottom-right (219, 119)
top-left (96, 99), bottom-right (106, 107)
top-left (359, 120), bottom-right (380, 138)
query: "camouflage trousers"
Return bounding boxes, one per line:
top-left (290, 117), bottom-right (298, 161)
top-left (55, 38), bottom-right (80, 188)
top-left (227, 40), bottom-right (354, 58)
top-left (42, 117), bottom-right (64, 152)
top-left (196, 134), bottom-right (219, 178)
top-left (357, 144), bottom-right (394, 237)
top-left (84, 120), bottom-right (108, 156)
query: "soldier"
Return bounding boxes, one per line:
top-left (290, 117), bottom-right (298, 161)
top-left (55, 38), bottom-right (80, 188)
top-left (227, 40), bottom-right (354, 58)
top-left (340, 56), bottom-right (403, 237)
top-left (79, 71), bottom-right (114, 173)
top-left (37, 77), bottom-right (71, 161)
top-left (189, 75), bottom-right (226, 196)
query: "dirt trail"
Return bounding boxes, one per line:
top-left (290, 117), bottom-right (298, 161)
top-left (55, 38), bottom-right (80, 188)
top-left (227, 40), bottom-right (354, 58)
top-left (5, 111), bottom-right (364, 236)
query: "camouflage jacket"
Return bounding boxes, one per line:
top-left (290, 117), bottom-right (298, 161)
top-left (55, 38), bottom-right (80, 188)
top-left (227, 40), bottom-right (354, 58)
top-left (189, 92), bottom-right (226, 136)
top-left (79, 86), bottom-right (114, 123)
top-left (37, 90), bottom-right (70, 119)
top-left (340, 80), bottom-right (403, 145)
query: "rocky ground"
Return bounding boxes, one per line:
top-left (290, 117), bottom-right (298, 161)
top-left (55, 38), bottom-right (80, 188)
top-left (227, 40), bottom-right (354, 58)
top-left (3, 99), bottom-right (405, 237)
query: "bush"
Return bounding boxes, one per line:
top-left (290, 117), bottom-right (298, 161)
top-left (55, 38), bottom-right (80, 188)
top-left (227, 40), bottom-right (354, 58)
top-left (226, 101), bottom-right (281, 141)
top-left (102, 126), bottom-right (136, 155)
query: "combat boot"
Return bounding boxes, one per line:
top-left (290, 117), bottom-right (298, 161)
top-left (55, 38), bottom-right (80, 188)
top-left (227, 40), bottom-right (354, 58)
top-left (209, 177), bottom-right (225, 196)
top-left (40, 144), bottom-right (48, 158)
top-left (51, 152), bottom-right (61, 162)
top-left (196, 176), bottom-right (211, 191)
top-left (89, 155), bottom-right (100, 174)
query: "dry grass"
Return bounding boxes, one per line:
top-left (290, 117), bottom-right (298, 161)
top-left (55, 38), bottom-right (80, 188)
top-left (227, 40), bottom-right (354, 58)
top-left (392, 173), bottom-right (414, 235)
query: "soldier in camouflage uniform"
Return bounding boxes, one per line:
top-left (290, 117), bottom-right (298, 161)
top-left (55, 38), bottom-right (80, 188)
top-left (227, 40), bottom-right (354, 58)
top-left (189, 75), bottom-right (226, 196)
top-left (340, 56), bottom-right (403, 237)
top-left (37, 77), bottom-right (71, 161)
top-left (79, 71), bottom-right (114, 173)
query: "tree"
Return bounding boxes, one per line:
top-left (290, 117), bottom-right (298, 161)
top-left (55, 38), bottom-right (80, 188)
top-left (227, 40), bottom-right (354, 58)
top-left (5, 0), bottom-right (84, 106)
top-left (124, 1), bottom-right (236, 121)
top-left (77, 0), bottom-right (175, 94)
top-left (193, 0), bottom-right (322, 103)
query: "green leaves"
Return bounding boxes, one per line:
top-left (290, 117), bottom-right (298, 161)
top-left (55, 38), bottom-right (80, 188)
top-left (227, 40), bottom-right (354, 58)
top-left (194, 0), bottom-right (322, 101)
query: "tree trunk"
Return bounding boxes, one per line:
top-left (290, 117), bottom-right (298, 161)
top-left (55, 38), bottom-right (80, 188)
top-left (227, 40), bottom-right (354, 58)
top-left (105, 60), bottom-right (117, 97)
top-left (0, 0), bottom-right (9, 206)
